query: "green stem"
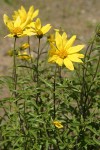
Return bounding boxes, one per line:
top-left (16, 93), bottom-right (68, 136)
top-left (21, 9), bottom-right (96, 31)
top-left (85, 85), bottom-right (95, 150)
top-left (27, 36), bottom-right (34, 80)
top-left (28, 36), bottom-right (31, 55)
top-left (53, 66), bottom-right (57, 119)
top-left (39, 42), bottom-right (48, 57)
top-left (13, 37), bottom-right (17, 98)
top-left (36, 38), bottom-right (41, 103)
top-left (59, 66), bottom-right (62, 83)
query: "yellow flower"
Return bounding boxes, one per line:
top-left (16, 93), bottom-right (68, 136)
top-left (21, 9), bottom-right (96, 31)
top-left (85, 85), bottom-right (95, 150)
top-left (7, 49), bottom-right (18, 56)
top-left (3, 14), bottom-right (32, 38)
top-left (12, 6), bottom-right (39, 25)
top-left (48, 32), bottom-right (85, 70)
top-left (53, 121), bottom-right (63, 129)
top-left (18, 51), bottom-right (32, 61)
top-left (20, 43), bottom-right (30, 51)
top-left (26, 18), bottom-right (52, 38)
top-left (3, 5), bottom-right (39, 38)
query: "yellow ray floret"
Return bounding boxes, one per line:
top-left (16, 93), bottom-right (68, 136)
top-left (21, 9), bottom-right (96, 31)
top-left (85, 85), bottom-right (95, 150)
top-left (25, 18), bottom-right (52, 38)
top-left (12, 6), bottom-right (39, 25)
top-left (48, 31), bottom-right (85, 71)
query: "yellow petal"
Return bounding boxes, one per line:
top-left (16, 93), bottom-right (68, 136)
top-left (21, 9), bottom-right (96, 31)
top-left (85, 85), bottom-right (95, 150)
top-left (77, 54), bottom-right (84, 58)
top-left (27, 22), bottom-right (35, 28)
top-left (12, 11), bottom-right (19, 20)
top-left (53, 121), bottom-right (63, 129)
top-left (19, 6), bottom-right (26, 20)
top-left (68, 54), bottom-right (83, 63)
top-left (14, 16), bottom-right (21, 27)
top-left (48, 55), bottom-right (58, 62)
top-left (35, 18), bottom-right (41, 29)
top-left (32, 10), bottom-right (39, 19)
top-left (48, 55), bottom-right (64, 66)
top-left (62, 32), bottom-right (67, 39)
top-left (3, 14), bottom-right (9, 25)
top-left (3, 15), bottom-right (13, 31)
top-left (50, 43), bottom-right (57, 51)
top-left (65, 35), bottom-right (76, 50)
top-left (50, 42), bottom-right (56, 48)
top-left (64, 58), bottom-right (74, 70)
top-left (55, 32), bottom-right (63, 50)
top-left (6, 34), bottom-right (14, 38)
top-left (55, 57), bottom-right (63, 66)
top-left (67, 45), bottom-right (85, 54)
top-left (23, 29), bottom-right (35, 36)
top-left (20, 6), bottom-right (26, 15)
top-left (48, 44), bottom-right (57, 56)
top-left (62, 32), bottom-right (67, 47)
top-left (27, 6), bottom-right (34, 18)
top-left (41, 24), bottom-right (51, 34)
top-left (21, 16), bottom-right (31, 29)
top-left (3, 14), bottom-right (13, 30)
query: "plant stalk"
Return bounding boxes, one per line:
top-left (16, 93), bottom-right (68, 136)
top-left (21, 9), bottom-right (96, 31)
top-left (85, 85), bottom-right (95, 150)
top-left (13, 37), bottom-right (17, 98)
top-left (53, 66), bottom-right (57, 119)
top-left (36, 37), bottom-right (41, 103)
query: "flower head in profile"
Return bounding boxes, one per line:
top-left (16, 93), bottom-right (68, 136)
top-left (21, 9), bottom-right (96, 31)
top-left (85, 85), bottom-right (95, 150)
top-left (26, 18), bottom-right (52, 38)
top-left (3, 6), bottom-right (39, 38)
top-left (20, 43), bottom-right (30, 51)
top-left (53, 121), bottom-right (63, 129)
top-left (12, 6), bottom-right (39, 25)
top-left (18, 51), bottom-right (32, 61)
top-left (3, 14), bottom-right (32, 38)
top-left (48, 31), bottom-right (85, 70)
top-left (7, 49), bottom-right (18, 56)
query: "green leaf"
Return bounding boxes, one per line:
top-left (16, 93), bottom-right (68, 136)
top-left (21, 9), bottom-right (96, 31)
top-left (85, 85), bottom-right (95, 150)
top-left (93, 136), bottom-right (100, 146)
top-left (40, 77), bottom-right (52, 88)
top-left (45, 140), bottom-right (49, 150)
top-left (86, 126), bottom-right (100, 136)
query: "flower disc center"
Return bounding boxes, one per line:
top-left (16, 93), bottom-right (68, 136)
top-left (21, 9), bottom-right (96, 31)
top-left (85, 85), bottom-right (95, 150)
top-left (57, 49), bottom-right (67, 59)
top-left (13, 27), bottom-right (23, 35)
